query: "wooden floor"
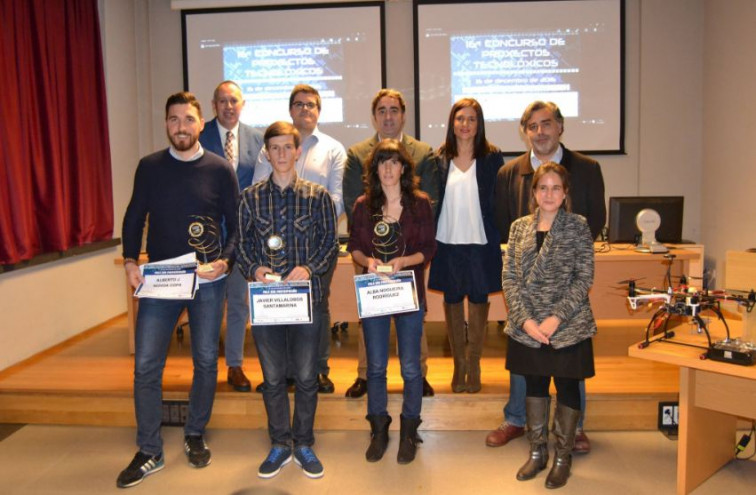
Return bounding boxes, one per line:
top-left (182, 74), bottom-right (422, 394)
top-left (0, 314), bottom-right (683, 431)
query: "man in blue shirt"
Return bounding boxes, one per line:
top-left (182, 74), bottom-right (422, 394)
top-left (253, 84), bottom-right (346, 394)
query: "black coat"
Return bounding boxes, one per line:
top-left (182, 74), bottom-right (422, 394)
top-left (494, 145), bottom-right (606, 242)
top-left (428, 151), bottom-right (504, 295)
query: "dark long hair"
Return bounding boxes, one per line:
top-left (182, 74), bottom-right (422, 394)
top-left (439, 98), bottom-right (498, 161)
top-left (363, 139), bottom-right (421, 216)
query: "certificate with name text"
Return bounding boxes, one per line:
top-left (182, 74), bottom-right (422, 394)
top-left (354, 271), bottom-right (419, 318)
top-left (248, 280), bottom-right (313, 325)
top-left (134, 253), bottom-right (198, 300)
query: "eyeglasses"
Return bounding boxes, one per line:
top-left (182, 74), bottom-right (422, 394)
top-left (292, 101), bottom-right (317, 110)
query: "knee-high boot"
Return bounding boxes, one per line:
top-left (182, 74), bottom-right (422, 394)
top-left (465, 302), bottom-right (489, 393)
top-left (365, 414), bottom-right (392, 462)
top-left (545, 402), bottom-right (581, 489)
top-left (517, 397), bottom-right (551, 481)
top-left (443, 302), bottom-right (467, 393)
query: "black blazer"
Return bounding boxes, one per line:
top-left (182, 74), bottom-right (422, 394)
top-left (494, 145), bottom-right (606, 242)
top-left (427, 151), bottom-right (504, 294)
top-left (343, 134), bottom-right (438, 226)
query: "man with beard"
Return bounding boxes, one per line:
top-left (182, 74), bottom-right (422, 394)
top-left (118, 92), bottom-right (239, 488)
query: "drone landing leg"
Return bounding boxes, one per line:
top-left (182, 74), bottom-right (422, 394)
top-left (641, 309), bottom-right (670, 348)
top-left (693, 315), bottom-right (713, 349)
top-left (662, 313), bottom-right (676, 340)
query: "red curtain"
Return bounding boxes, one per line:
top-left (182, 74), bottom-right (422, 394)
top-left (0, 0), bottom-right (113, 265)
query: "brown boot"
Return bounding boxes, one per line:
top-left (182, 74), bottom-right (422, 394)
top-left (517, 397), bottom-right (551, 481)
top-left (545, 403), bottom-right (581, 489)
top-left (465, 302), bottom-right (489, 393)
top-left (443, 302), bottom-right (467, 393)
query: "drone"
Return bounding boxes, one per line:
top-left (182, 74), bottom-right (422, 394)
top-left (621, 254), bottom-right (756, 365)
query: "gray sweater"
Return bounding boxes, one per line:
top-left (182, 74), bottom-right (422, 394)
top-left (502, 208), bottom-right (597, 349)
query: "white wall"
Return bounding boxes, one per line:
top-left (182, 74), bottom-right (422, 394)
top-left (0, 249), bottom-right (123, 372)
top-left (702, 0), bottom-right (756, 285)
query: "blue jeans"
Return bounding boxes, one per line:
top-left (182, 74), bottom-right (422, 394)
top-left (286, 259), bottom-right (336, 378)
top-left (316, 257), bottom-right (337, 375)
top-left (362, 309), bottom-right (424, 419)
top-left (224, 265), bottom-right (248, 367)
top-left (253, 310), bottom-right (321, 448)
top-left (505, 374), bottom-right (586, 428)
top-left (134, 279), bottom-right (226, 456)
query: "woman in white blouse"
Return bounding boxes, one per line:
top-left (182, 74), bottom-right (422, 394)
top-left (428, 98), bottom-right (504, 393)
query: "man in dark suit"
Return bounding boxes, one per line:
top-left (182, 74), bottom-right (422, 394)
top-left (199, 80), bottom-right (264, 392)
top-left (488, 100), bottom-right (606, 453)
top-left (343, 89), bottom-right (439, 225)
top-left (342, 88), bottom-right (438, 398)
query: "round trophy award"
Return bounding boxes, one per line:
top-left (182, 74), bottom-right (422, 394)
top-left (187, 215), bottom-right (222, 272)
top-left (263, 234), bottom-right (286, 281)
top-left (371, 214), bottom-right (405, 273)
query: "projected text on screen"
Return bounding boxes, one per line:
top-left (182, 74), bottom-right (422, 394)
top-left (224, 39), bottom-right (346, 125)
top-left (450, 32), bottom-right (580, 120)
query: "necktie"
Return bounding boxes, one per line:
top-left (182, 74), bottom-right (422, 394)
top-left (224, 130), bottom-right (235, 164)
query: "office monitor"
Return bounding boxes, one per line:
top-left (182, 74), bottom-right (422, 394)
top-left (608, 196), bottom-right (684, 244)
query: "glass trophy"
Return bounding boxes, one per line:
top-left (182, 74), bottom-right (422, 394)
top-left (187, 216), bottom-right (222, 272)
top-left (371, 214), bottom-right (405, 273)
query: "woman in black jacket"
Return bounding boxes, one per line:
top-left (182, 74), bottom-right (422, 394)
top-left (428, 98), bottom-right (503, 393)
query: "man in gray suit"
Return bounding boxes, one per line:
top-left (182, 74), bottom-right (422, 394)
top-left (342, 88), bottom-right (438, 398)
top-left (199, 80), bottom-right (264, 392)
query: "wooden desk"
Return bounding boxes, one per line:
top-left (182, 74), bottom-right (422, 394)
top-left (335, 244), bottom-right (699, 323)
top-left (629, 329), bottom-right (756, 495)
top-left (117, 245), bottom-right (699, 352)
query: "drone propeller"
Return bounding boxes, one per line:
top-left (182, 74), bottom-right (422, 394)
top-left (617, 277), bottom-right (645, 285)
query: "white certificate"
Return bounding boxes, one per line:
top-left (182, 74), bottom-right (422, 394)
top-left (248, 280), bottom-right (313, 325)
top-left (134, 253), bottom-right (198, 300)
top-left (354, 271), bottom-right (420, 318)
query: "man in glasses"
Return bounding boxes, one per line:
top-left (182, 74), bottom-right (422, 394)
top-left (253, 84), bottom-right (347, 394)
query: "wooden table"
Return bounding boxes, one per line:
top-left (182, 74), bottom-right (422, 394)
top-left (337, 244), bottom-right (699, 323)
top-left (117, 244), bottom-right (700, 352)
top-left (628, 328), bottom-right (756, 494)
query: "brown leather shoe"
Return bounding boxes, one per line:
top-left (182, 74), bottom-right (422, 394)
top-left (485, 422), bottom-right (525, 447)
top-left (573, 428), bottom-right (591, 454)
top-left (227, 366), bottom-right (251, 392)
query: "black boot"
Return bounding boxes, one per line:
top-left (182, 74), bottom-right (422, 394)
top-left (397, 415), bottom-right (423, 464)
top-left (545, 402), bottom-right (581, 489)
top-left (365, 414), bottom-right (392, 462)
top-left (517, 397), bottom-right (550, 481)
top-left (443, 302), bottom-right (467, 393)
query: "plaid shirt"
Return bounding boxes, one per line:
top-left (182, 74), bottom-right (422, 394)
top-left (236, 175), bottom-right (338, 303)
